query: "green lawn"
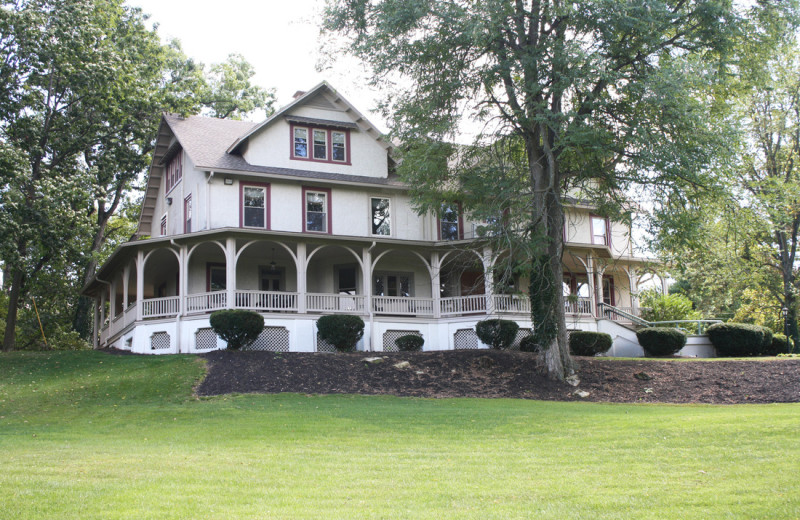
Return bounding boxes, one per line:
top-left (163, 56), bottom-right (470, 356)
top-left (1, 351), bottom-right (798, 519)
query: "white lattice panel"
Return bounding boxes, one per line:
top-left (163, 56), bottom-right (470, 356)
top-left (510, 329), bottom-right (532, 351)
top-left (383, 330), bottom-right (422, 352)
top-left (316, 334), bottom-right (337, 352)
top-left (453, 328), bottom-right (479, 350)
top-left (195, 328), bottom-right (219, 350)
top-left (151, 331), bottom-right (170, 350)
top-left (246, 326), bottom-right (290, 352)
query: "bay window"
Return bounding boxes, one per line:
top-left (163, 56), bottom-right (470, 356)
top-left (591, 216), bottom-right (610, 246)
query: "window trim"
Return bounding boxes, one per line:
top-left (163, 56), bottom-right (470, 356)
top-left (206, 262), bottom-right (226, 292)
top-left (438, 202), bottom-right (464, 241)
top-left (184, 194), bottom-right (192, 234)
top-left (165, 152), bottom-right (182, 195)
top-left (590, 214), bottom-right (611, 247)
top-left (369, 196), bottom-right (392, 237)
top-left (289, 123), bottom-right (351, 165)
top-left (239, 181), bottom-right (271, 230)
top-left (160, 213), bottom-right (168, 237)
top-left (302, 186), bottom-right (332, 235)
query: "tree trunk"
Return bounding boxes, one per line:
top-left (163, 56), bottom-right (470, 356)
top-left (2, 269), bottom-right (24, 351)
top-left (72, 208), bottom-right (110, 337)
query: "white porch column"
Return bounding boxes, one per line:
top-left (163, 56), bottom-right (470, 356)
top-left (225, 237), bottom-right (235, 309)
top-left (109, 279), bottom-right (117, 320)
top-left (92, 298), bottom-right (99, 349)
top-left (179, 245), bottom-right (188, 315)
top-left (629, 267), bottom-right (639, 312)
top-left (100, 290), bottom-right (107, 326)
top-left (586, 254), bottom-right (597, 318)
top-left (136, 251), bottom-right (144, 320)
top-left (362, 245), bottom-right (373, 350)
top-left (297, 243), bottom-right (307, 313)
top-left (122, 264), bottom-right (130, 310)
top-left (431, 251), bottom-right (441, 318)
top-left (482, 247), bottom-right (495, 315)
top-left (595, 268), bottom-right (604, 315)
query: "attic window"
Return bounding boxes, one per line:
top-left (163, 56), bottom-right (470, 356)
top-left (165, 152), bottom-right (182, 194)
top-left (290, 124), bottom-right (351, 165)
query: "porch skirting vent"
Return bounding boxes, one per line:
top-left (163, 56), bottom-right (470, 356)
top-left (453, 328), bottom-right (479, 350)
top-left (511, 329), bottom-right (533, 351)
top-left (151, 331), bottom-right (171, 351)
top-left (195, 328), bottom-right (219, 350)
top-left (382, 330), bottom-right (422, 352)
top-left (246, 326), bottom-right (290, 352)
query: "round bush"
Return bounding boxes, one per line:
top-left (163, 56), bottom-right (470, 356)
top-left (706, 322), bottom-right (773, 357)
top-left (475, 319), bottom-right (519, 350)
top-left (317, 314), bottom-right (365, 352)
top-left (209, 310), bottom-right (264, 350)
top-left (395, 334), bottom-right (423, 352)
top-left (764, 333), bottom-right (792, 356)
top-left (636, 327), bottom-right (687, 357)
top-left (519, 335), bottom-right (538, 353)
top-left (569, 331), bottom-right (613, 356)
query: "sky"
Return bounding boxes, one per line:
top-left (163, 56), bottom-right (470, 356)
top-left (128, 0), bottom-right (387, 130)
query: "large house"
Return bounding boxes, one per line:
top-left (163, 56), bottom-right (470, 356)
top-left (84, 82), bottom-right (650, 354)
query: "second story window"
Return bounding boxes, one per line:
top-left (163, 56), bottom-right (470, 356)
top-left (291, 124), bottom-right (351, 165)
top-left (440, 203), bottom-right (462, 241)
top-left (241, 183), bottom-right (269, 229)
top-left (165, 152), bottom-right (182, 194)
top-left (371, 197), bottom-right (391, 236)
top-left (160, 214), bottom-right (167, 236)
top-left (591, 216), bottom-right (609, 246)
top-left (304, 187), bottom-right (330, 233)
top-left (184, 194), bottom-right (192, 233)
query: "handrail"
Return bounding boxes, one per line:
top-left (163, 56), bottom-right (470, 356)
top-left (598, 303), bottom-right (722, 334)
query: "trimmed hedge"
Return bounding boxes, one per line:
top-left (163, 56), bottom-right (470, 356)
top-left (475, 319), bottom-right (520, 350)
top-left (317, 314), bottom-right (365, 352)
top-left (209, 310), bottom-right (264, 350)
top-left (636, 327), bottom-right (687, 357)
top-left (569, 331), bottom-right (613, 356)
top-left (519, 335), bottom-right (538, 353)
top-left (767, 334), bottom-right (793, 356)
top-left (395, 334), bottom-right (424, 352)
top-left (706, 323), bottom-right (773, 357)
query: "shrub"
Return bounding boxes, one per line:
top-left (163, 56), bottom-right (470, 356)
top-left (639, 289), bottom-right (702, 323)
top-left (395, 334), bottom-right (424, 352)
top-left (706, 322), bottom-right (773, 357)
top-left (766, 334), bottom-right (792, 356)
top-left (209, 310), bottom-right (264, 350)
top-left (48, 326), bottom-right (91, 351)
top-left (636, 327), bottom-right (687, 356)
top-left (519, 335), bottom-right (538, 353)
top-left (569, 331), bottom-right (613, 356)
top-left (317, 314), bottom-right (365, 352)
top-left (475, 319), bottom-right (519, 350)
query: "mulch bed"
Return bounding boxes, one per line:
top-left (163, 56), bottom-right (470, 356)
top-left (194, 349), bottom-right (800, 404)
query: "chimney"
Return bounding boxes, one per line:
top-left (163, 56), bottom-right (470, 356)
top-left (292, 90), bottom-right (306, 100)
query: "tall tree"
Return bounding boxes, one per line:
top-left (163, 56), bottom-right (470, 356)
top-left (323, 0), bottom-right (766, 377)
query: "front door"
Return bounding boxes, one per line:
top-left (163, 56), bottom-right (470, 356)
top-left (260, 268), bottom-right (282, 292)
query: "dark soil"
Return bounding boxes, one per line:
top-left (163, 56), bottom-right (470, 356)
top-left (194, 349), bottom-right (800, 404)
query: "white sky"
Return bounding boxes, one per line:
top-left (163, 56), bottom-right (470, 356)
top-left (128, 0), bottom-right (387, 131)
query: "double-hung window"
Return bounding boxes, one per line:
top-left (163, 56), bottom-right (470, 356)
top-left (291, 124), bottom-right (350, 164)
top-left (304, 187), bottom-right (330, 233)
top-left (165, 152), bottom-right (182, 194)
top-left (591, 216), bottom-right (610, 246)
top-left (241, 183), bottom-right (270, 229)
top-left (371, 197), bottom-right (391, 236)
top-left (440, 203), bottom-right (462, 241)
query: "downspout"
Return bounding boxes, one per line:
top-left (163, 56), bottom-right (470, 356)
top-left (170, 239), bottom-right (183, 353)
top-left (366, 241), bottom-right (377, 352)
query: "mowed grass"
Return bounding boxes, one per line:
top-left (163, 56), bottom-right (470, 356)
top-left (1, 352), bottom-right (798, 519)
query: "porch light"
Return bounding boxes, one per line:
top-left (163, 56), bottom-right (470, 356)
top-left (224, 177), bottom-right (233, 185)
top-left (166, 197), bottom-right (172, 205)
top-left (782, 307), bottom-right (789, 319)
top-left (269, 248), bottom-right (277, 272)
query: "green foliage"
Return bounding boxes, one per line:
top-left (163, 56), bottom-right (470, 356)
top-left (395, 334), bottom-right (424, 352)
top-left (568, 332), bottom-right (613, 357)
top-left (636, 328), bottom-right (688, 357)
top-left (519, 335), bottom-right (538, 353)
top-left (316, 315), bottom-right (365, 352)
top-left (46, 326), bottom-right (91, 351)
top-left (209, 310), bottom-right (264, 351)
top-left (475, 319), bottom-right (519, 350)
top-left (706, 323), bottom-right (774, 357)
top-left (204, 53), bottom-right (276, 120)
top-left (766, 334), bottom-right (793, 356)
top-left (640, 290), bottom-right (702, 323)
top-left (731, 288), bottom-right (783, 333)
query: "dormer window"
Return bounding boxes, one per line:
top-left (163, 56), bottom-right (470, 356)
top-left (290, 124), bottom-right (351, 165)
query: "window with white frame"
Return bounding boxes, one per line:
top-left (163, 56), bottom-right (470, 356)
top-left (591, 216), bottom-right (609, 246)
top-left (294, 127), bottom-right (308, 158)
top-left (332, 131), bottom-right (346, 162)
top-left (160, 214), bottom-right (167, 236)
top-left (440, 203), bottom-right (461, 241)
top-left (304, 189), bottom-right (329, 233)
top-left (184, 194), bottom-right (192, 233)
top-left (242, 184), bottom-right (268, 228)
top-left (313, 129), bottom-right (327, 160)
top-left (291, 125), bottom-right (350, 164)
top-left (165, 152), bottom-right (182, 193)
top-left (371, 197), bottom-right (391, 236)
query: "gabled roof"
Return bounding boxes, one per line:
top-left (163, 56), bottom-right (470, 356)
top-left (227, 81), bottom-right (391, 155)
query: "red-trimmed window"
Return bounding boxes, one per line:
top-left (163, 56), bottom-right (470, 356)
top-left (184, 194), bottom-right (192, 233)
top-left (291, 124), bottom-right (350, 165)
top-left (303, 187), bottom-right (331, 234)
top-left (165, 152), bottom-right (182, 194)
top-left (591, 215), bottom-right (610, 246)
top-left (240, 182), bottom-right (270, 229)
top-left (206, 263), bottom-right (226, 292)
top-left (160, 214), bottom-right (167, 236)
top-left (439, 202), bottom-right (463, 241)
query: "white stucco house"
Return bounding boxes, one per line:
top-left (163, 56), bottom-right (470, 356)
top-left (84, 81), bottom-right (652, 354)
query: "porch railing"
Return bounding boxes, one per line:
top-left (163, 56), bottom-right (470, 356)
top-left (373, 296), bottom-right (435, 317)
top-left (142, 296), bottom-right (180, 319)
top-left (598, 303), bottom-right (722, 333)
top-left (493, 294), bottom-right (531, 314)
top-left (186, 291), bottom-right (227, 314)
top-left (307, 293), bottom-right (366, 313)
top-left (440, 294), bottom-right (487, 316)
top-left (565, 297), bottom-right (592, 315)
top-left (236, 290), bottom-right (298, 312)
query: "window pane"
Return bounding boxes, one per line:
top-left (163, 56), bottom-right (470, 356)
top-left (441, 222), bottom-right (459, 241)
top-left (245, 207), bottom-right (265, 227)
top-left (441, 204), bottom-right (458, 223)
top-left (307, 211), bottom-right (325, 232)
top-left (294, 128), bottom-right (308, 157)
top-left (592, 217), bottom-right (607, 244)
top-left (306, 192), bottom-right (325, 212)
top-left (332, 132), bottom-right (345, 161)
top-left (244, 187), bottom-right (265, 208)
top-left (210, 268), bottom-right (226, 291)
top-left (313, 130), bottom-right (327, 159)
top-left (371, 198), bottom-right (390, 235)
